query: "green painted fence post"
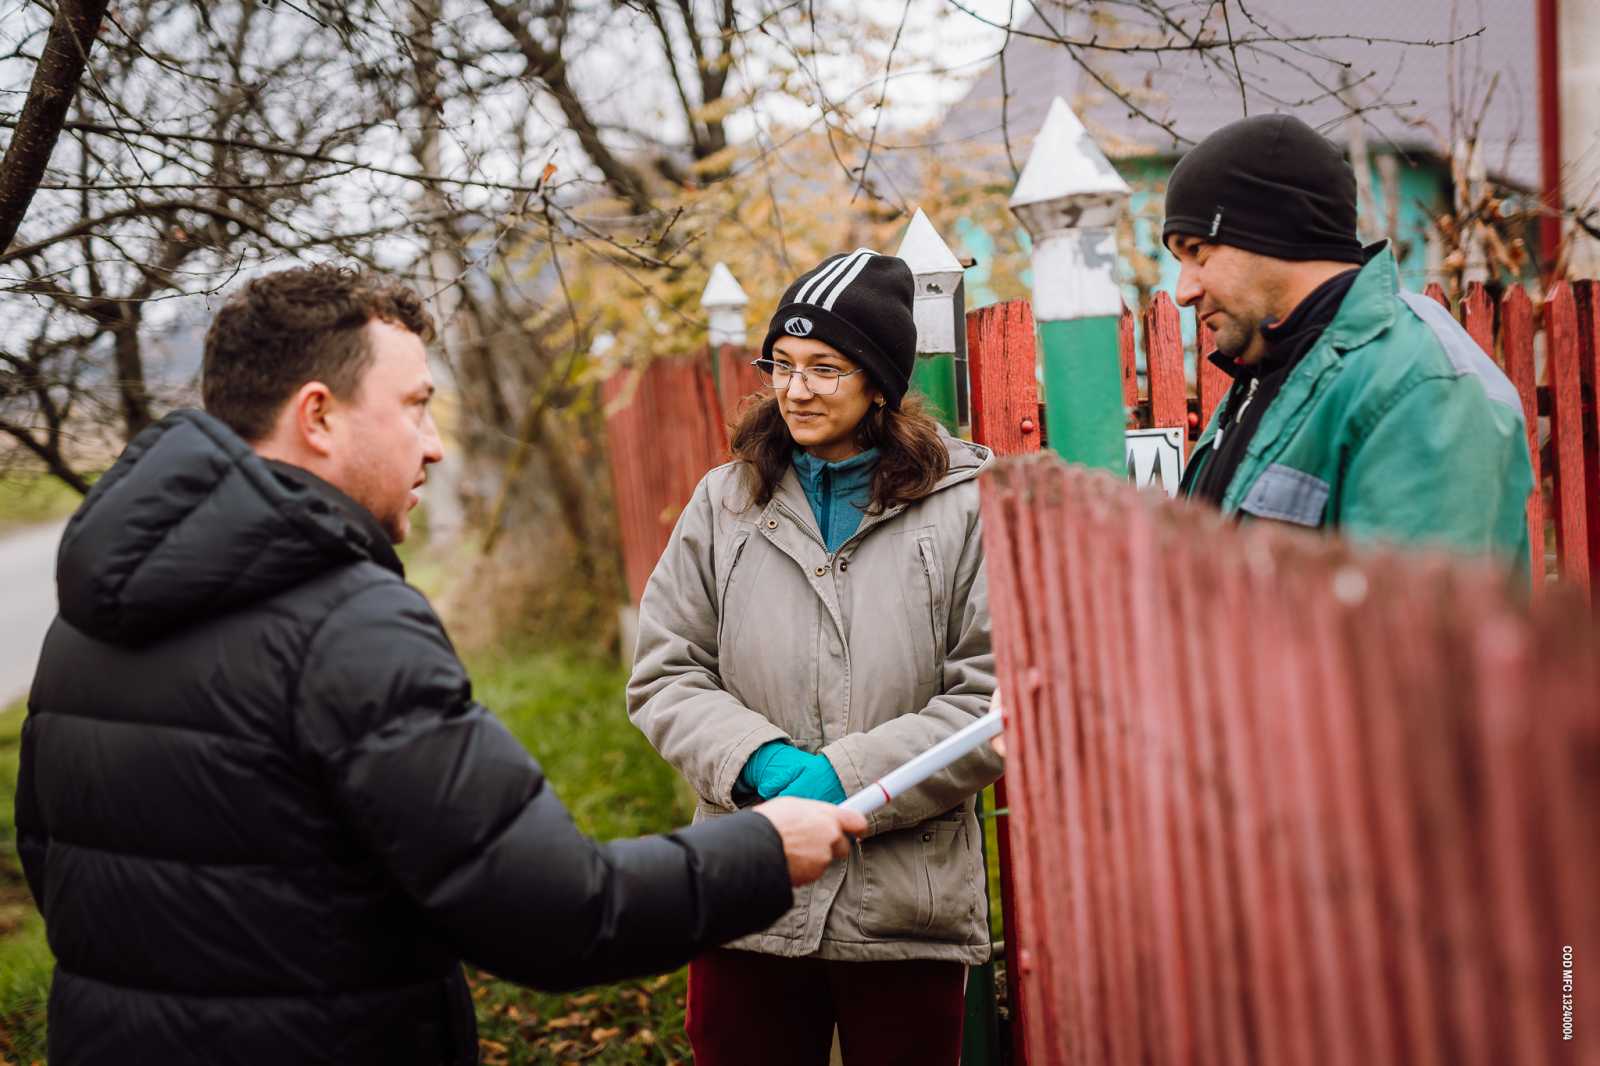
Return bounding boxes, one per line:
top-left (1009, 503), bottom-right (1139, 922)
top-left (896, 208), bottom-right (965, 434)
top-left (1008, 97), bottom-right (1130, 472)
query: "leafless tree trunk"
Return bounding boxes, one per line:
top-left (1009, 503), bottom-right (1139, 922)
top-left (0, 0), bottom-right (110, 252)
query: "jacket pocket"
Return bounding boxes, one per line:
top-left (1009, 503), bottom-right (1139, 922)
top-left (912, 534), bottom-right (947, 686)
top-left (1238, 464), bottom-right (1330, 527)
top-left (858, 810), bottom-right (978, 943)
top-left (715, 532), bottom-right (752, 642)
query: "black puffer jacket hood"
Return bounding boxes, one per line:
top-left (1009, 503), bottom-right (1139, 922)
top-left (17, 409), bottom-right (792, 1065)
top-left (57, 408), bottom-right (399, 645)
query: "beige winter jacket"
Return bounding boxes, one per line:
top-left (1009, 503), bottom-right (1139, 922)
top-left (627, 436), bottom-right (1002, 963)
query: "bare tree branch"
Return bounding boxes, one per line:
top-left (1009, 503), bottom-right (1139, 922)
top-left (0, 117), bottom-right (560, 195)
top-left (1217, 0), bottom-right (1248, 116)
top-left (0, 0), bottom-right (112, 252)
top-left (480, 0), bottom-right (657, 216)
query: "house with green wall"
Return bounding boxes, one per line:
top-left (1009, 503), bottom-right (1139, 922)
top-left (934, 0), bottom-right (1543, 348)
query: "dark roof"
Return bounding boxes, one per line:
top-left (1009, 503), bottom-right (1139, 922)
top-left (939, 0), bottom-right (1538, 189)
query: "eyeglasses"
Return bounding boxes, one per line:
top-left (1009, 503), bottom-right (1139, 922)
top-left (750, 359), bottom-right (867, 396)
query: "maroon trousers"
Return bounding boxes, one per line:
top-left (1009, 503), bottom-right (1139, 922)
top-left (685, 948), bottom-right (966, 1066)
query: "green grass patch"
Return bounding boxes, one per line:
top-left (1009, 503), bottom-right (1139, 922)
top-left (465, 647), bottom-right (695, 1065)
top-left (0, 907), bottom-right (50, 1064)
top-left (0, 474), bottom-right (84, 535)
top-left (981, 784), bottom-right (1005, 945)
top-left (0, 698), bottom-right (49, 1063)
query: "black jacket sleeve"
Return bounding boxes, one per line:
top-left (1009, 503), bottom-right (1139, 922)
top-left (293, 579), bottom-right (793, 990)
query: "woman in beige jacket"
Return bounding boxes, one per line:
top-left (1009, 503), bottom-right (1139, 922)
top-left (627, 249), bottom-right (1002, 1065)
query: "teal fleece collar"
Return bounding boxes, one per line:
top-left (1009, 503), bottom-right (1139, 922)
top-left (791, 447), bottom-right (879, 554)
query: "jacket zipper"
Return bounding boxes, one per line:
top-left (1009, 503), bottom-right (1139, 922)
top-left (917, 539), bottom-right (944, 675)
top-left (1214, 375), bottom-right (1260, 450)
top-left (817, 467), bottom-right (832, 549)
top-left (774, 500), bottom-right (829, 552)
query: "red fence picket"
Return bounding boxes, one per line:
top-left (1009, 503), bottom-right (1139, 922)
top-left (1499, 288), bottom-right (1546, 591)
top-left (602, 355), bottom-right (728, 603)
top-left (1575, 282), bottom-right (1600, 580)
top-left (1119, 306), bottom-right (1137, 418)
top-left (1462, 282), bottom-right (1496, 357)
top-left (968, 299), bottom-right (1042, 456)
top-left (966, 298), bottom-right (1039, 1066)
top-left (1118, 299), bottom-right (1221, 447)
top-left (980, 456), bottom-right (1600, 1066)
top-left (1545, 283), bottom-right (1590, 599)
top-left (1142, 292), bottom-right (1188, 448)
top-left (1196, 320), bottom-right (1227, 432)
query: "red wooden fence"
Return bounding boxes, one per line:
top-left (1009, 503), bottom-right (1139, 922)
top-left (602, 355), bottom-right (729, 603)
top-left (966, 299), bottom-right (1042, 1059)
top-left (603, 345), bottom-right (763, 604)
top-left (981, 456), bottom-right (1600, 1066)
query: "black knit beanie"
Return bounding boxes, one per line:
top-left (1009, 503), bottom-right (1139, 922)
top-left (760, 249), bottom-right (917, 409)
top-left (1162, 114), bottom-right (1364, 264)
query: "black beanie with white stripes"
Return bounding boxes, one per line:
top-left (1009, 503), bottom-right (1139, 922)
top-left (761, 249), bottom-right (917, 409)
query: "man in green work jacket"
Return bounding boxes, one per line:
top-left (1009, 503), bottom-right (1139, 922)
top-left (1163, 114), bottom-right (1534, 575)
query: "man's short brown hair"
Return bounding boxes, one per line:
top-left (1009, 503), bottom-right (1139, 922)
top-left (202, 265), bottom-right (436, 441)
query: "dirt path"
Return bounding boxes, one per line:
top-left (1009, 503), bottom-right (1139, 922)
top-left (0, 521), bottom-right (66, 707)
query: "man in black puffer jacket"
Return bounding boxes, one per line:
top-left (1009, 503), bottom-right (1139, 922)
top-left (14, 266), bottom-right (863, 1065)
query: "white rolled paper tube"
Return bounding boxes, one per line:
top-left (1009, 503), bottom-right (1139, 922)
top-left (839, 708), bottom-right (1004, 817)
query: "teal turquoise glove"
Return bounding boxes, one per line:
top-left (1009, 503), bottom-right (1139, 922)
top-left (739, 741), bottom-right (813, 799)
top-left (776, 753), bottom-right (847, 804)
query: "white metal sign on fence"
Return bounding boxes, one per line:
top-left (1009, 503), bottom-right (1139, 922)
top-left (1125, 427), bottom-right (1185, 497)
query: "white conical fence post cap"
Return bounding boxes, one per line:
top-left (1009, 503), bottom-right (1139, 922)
top-left (701, 262), bottom-right (750, 347)
top-left (700, 261), bottom-right (749, 310)
top-left (897, 208), bottom-right (964, 280)
top-left (1009, 97), bottom-right (1130, 236)
top-left (895, 208), bottom-right (966, 355)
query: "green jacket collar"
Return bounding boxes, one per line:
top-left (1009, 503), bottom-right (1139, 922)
top-left (1318, 241), bottom-right (1398, 351)
top-left (1199, 244), bottom-right (1396, 510)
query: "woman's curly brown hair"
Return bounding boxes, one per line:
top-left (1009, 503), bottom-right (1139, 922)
top-left (202, 264), bottom-right (435, 441)
top-left (730, 391), bottom-right (949, 515)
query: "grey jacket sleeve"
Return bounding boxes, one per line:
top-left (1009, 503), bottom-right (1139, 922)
top-left (821, 504), bottom-right (1003, 836)
top-left (627, 478), bottom-right (790, 808)
top-left (297, 580), bottom-right (793, 990)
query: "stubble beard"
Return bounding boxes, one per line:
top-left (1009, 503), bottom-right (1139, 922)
top-left (1211, 309), bottom-right (1268, 364)
top-left (344, 455), bottom-right (410, 545)
top-left (1212, 317), bottom-right (1251, 358)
